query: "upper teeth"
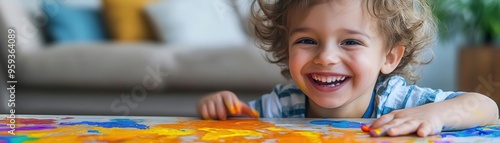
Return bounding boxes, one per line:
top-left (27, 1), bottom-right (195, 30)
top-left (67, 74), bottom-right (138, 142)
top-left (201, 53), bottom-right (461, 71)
top-left (312, 74), bottom-right (346, 83)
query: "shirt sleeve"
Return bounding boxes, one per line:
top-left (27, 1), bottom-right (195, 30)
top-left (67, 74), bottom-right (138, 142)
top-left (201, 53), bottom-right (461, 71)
top-left (375, 76), bottom-right (464, 117)
top-left (248, 83), bottom-right (307, 118)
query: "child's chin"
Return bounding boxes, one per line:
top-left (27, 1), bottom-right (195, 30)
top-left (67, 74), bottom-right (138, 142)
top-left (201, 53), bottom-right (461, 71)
top-left (312, 98), bottom-right (346, 108)
top-left (319, 103), bottom-right (344, 109)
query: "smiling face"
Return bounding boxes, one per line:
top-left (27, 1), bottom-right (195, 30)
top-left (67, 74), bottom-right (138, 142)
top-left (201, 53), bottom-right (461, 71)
top-left (288, 0), bottom-right (390, 116)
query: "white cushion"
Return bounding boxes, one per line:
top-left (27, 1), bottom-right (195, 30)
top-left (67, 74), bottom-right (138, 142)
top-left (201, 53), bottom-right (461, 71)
top-left (145, 0), bottom-right (249, 47)
top-left (0, 0), bottom-right (44, 54)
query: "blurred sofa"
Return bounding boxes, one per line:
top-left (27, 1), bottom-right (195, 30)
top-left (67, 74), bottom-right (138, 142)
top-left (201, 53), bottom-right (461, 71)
top-left (0, 0), bottom-right (287, 116)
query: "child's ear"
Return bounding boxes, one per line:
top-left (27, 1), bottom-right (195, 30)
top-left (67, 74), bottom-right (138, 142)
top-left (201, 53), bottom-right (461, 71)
top-left (380, 45), bottom-right (405, 74)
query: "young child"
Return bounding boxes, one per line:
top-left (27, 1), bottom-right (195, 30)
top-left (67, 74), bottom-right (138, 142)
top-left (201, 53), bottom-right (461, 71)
top-left (197, 0), bottom-right (498, 137)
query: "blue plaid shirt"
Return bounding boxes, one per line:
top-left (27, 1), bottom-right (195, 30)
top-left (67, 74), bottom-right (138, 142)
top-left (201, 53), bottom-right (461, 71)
top-left (248, 76), bottom-right (464, 118)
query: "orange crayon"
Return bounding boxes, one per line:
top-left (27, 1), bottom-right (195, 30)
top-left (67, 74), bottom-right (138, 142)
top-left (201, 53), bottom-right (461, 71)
top-left (361, 124), bottom-right (370, 132)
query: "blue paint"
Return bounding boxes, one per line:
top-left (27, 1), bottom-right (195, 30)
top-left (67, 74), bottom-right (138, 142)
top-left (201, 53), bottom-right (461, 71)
top-left (60, 119), bottom-right (149, 129)
top-left (309, 120), bottom-right (363, 128)
top-left (0, 135), bottom-right (38, 143)
top-left (440, 126), bottom-right (500, 138)
top-left (88, 130), bottom-right (100, 134)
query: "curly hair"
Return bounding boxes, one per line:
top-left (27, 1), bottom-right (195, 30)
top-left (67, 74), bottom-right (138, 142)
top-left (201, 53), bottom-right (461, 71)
top-left (251, 0), bottom-right (437, 84)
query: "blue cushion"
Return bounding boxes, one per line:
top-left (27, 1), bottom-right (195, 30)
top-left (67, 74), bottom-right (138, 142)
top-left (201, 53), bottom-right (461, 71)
top-left (43, 1), bottom-right (107, 43)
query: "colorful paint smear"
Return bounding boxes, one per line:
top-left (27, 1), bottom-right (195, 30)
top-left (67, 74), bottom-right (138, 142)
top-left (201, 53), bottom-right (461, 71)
top-left (59, 119), bottom-right (148, 129)
top-left (60, 117), bottom-right (74, 120)
top-left (441, 125), bottom-right (500, 138)
top-left (309, 120), bottom-right (363, 128)
top-left (0, 135), bottom-right (37, 143)
top-left (0, 125), bottom-right (56, 131)
top-left (0, 117), bottom-right (498, 143)
top-left (0, 118), bottom-right (55, 125)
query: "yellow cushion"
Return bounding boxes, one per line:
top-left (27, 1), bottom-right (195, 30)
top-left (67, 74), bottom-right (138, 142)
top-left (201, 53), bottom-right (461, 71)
top-left (102, 0), bottom-right (156, 42)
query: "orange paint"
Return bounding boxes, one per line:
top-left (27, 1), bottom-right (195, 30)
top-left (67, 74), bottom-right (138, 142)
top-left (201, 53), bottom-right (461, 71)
top-left (235, 102), bottom-right (242, 114)
top-left (252, 110), bottom-right (260, 118)
top-left (361, 125), bottom-right (370, 132)
top-left (3, 118), bottom-right (446, 143)
top-left (155, 119), bottom-right (364, 142)
top-left (224, 100), bottom-right (236, 115)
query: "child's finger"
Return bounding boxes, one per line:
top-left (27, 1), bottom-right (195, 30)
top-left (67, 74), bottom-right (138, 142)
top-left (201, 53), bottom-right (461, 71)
top-left (368, 114), bottom-right (398, 137)
top-left (239, 102), bottom-right (259, 118)
top-left (222, 94), bottom-right (237, 115)
top-left (233, 97), bottom-right (242, 115)
top-left (386, 121), bottom-right (419, 136)
top-left (370, 113), bottom-right (395, 129)
top-left (416, 122), bottom-right (433, 137)
top-left (216, 96), bottom-right (228, 120)
top-left (376, 118), bottom-right (407, 130)
top-left (200, 104), bottom-right (210, 120)
top-left (207, 101), bottom-right (218, 120)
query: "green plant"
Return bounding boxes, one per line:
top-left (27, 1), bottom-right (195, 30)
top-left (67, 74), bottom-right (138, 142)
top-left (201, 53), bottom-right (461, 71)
top-left (431, 0), bottom-right (500, 45)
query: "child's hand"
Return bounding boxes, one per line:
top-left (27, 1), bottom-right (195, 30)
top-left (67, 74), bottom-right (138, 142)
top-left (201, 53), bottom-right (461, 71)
top-left (197, 90), bottom-right (259, 120)
top-left (369, 104), bottom-right (443, 137)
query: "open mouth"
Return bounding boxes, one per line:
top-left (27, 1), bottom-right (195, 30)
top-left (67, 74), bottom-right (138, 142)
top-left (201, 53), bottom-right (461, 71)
top-left (308, 73), bottom-right (350, 87)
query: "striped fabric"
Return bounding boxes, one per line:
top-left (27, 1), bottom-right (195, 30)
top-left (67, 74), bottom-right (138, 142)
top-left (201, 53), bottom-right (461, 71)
top-left (248, 76), bottom-right (464, 118)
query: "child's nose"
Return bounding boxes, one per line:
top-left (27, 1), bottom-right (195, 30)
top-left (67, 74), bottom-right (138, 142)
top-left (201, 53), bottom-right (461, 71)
top-left (313, 44), bottom-right (341, 66)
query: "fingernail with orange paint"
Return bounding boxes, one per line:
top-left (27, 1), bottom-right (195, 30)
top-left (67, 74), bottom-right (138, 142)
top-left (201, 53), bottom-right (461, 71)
top-left (235, 102), bottom-right (241, 114)
top-left (224, 101), bottom-right (236, 115)
top-left (252, 109), bottom-right (260, 118)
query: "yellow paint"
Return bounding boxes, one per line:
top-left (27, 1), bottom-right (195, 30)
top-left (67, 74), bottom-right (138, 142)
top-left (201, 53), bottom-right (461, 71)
top-left (373, 128), bottom-right (382, 135)
top-left (295, 131), bottom-right (321, 143)
top-left (94, 127), bottom-right (145, 136)
top-left (266, 127), bottom-right (292, 132)
top-left (199, 128), bottom-right (263, 141)
top-left (148, 128), bottom-right (196, 136)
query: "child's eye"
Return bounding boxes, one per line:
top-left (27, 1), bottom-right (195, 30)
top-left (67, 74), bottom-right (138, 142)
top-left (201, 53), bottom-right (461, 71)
top-left (294, 38), bottom-right (317, 45)
top-left (340, 40), bottom-right (362, 46)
